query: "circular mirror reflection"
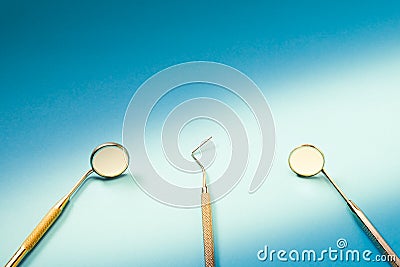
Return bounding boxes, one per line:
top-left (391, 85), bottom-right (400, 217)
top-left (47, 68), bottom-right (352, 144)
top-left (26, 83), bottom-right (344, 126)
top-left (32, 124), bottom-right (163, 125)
top-left (90, 143), bottom-right (129, 178)
top-left (289, 144), bottom-right (324, 177)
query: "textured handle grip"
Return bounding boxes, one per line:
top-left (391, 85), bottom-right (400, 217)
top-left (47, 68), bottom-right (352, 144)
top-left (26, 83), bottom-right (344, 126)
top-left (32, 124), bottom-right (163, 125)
top-left (348, 200), bottom-right (399, 267)
top-left (201, 192), bottom-right (215, 267)
top-left (22, 205), bottom-right (63, 250)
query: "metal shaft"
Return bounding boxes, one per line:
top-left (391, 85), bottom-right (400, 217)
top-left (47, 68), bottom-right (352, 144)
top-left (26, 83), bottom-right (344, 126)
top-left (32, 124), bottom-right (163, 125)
top-left (321, 169), bottom-right (399, 267)
top-left (5, 169), bottom-right (93, 267)
top-left (201, 192), bottom-right (215, 267)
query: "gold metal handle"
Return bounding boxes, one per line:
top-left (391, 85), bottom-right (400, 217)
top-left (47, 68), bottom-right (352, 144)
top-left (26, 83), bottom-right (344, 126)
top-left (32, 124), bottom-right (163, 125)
top-left (347, 200), bottom-right (400, 267)
top-left (5, 170), bottom-right (93, 267)
top-left (5, 197), bottom-right (69, 267)
top-left (23, 205), bottom-right (63, 250)
top-left (201, 192), bottom-right (215, 267)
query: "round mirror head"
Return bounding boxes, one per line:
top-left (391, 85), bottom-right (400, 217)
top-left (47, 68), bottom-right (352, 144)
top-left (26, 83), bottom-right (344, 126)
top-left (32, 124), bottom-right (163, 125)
top-left (288, 144), bottom-right (324, 177)
top-left (90, 143), bottom-right (129, 178)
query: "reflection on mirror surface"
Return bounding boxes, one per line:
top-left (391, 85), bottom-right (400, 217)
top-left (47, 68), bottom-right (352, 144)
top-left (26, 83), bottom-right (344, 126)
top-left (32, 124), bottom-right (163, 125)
top-left (91, 143), bottom-right (129, 178)
top-left (289, 145), bottom-right (324, 177)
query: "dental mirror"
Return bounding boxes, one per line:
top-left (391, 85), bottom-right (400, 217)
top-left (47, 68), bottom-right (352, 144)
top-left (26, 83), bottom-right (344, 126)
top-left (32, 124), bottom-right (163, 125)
top-left (288, 144), bottom-right (325, 177)
top-left (288, 144), bottom-right (399, 267)
top-left (91, 142), bottom-right (129, 178)
top-left (6, 142), bottom-right (129, 267)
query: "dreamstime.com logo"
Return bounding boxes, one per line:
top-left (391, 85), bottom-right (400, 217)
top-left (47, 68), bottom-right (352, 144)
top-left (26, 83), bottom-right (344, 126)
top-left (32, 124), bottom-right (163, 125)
top-left (122, 61), bottom-right (275, 207)
top-left (257, 238), bottom-right (397, 263)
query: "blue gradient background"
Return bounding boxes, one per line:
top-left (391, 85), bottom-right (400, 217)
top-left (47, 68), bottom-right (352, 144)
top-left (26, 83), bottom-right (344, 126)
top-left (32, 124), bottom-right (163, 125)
top-left (1, 1), bottom-right (400, 266)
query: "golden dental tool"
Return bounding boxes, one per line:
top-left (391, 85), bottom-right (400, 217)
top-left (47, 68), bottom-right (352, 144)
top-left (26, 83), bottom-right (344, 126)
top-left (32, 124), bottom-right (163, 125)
top-left (289, 144), bottom-right (399, 267)
top-left (192, 136), bottom-right (215, 267)
top-left (6, 142), bottom-right (129, 267)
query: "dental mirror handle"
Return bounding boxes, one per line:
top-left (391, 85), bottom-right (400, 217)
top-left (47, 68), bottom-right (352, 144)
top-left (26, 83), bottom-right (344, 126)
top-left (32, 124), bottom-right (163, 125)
top-left (5, 170), bottom-right (93, 267)
top-left (6, 199), bottom-right (68, 267)
top-left (322, 170), bottom-right (399, 266)
top-left (201, 190), bottom-right (215, 267)
top-left (347, 200), bottom-right (400, 267)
